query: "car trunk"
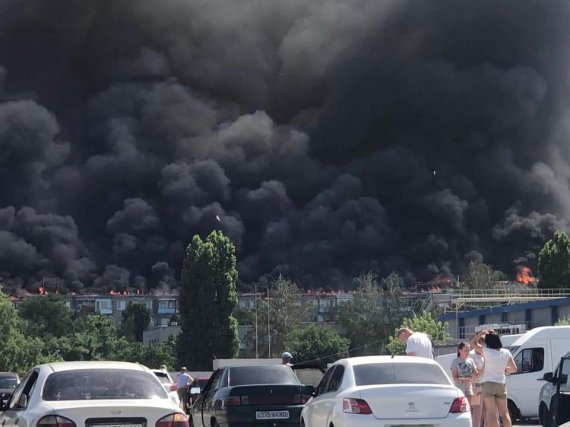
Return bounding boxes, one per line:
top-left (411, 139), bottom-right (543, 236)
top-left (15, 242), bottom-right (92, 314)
top-left (44, 399), bottom-right (180, 426)
top-left (356, 384), bottom-right (461, 419)
top-left (227, 384), bottom-right (313, 405)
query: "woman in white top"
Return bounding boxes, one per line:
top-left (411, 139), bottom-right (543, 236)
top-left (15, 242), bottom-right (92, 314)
top-left (472, 330), bottom-right (517, 427)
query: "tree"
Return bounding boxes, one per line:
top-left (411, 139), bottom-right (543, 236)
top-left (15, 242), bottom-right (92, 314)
top-left (462, 260), bottom-right (505, 290)
top-left (257, 276), bottom-right (304, 357)
top-left (178, 231), bottom-right (240, 369)
top-left (19, 295), bottom-right (74, 337)
top-left (0, 286), bottom-right (46, 373)
top-left (284, 323), bottom-right (349, 365)
top-left (538, 230), bottom-right (570, 289)
top-left (121, 302), bottom-right (151, 341)
top-left (338, 272), bottom-right (410, 356)
top-left (386, 312), bottom-right (451, 355)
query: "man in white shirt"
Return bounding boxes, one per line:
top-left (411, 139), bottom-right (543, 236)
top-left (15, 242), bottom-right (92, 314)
top-left (398, 328), bottom-right (434, 359)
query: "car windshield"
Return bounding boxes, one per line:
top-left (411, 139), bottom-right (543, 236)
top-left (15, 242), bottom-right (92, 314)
top-left (229, 366), bottom-right (300, 386)
top-left (354, 363), bottom-right (451, 386)
top-left (0, 377), bottom-right (18, 389)
top-left (43, 369), bottom-right (169, 401)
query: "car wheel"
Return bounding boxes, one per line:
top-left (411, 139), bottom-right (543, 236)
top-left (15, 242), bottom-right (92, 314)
top-left (507, 400), bottom-right (520, 423)
top-left (211, 419), bottom-right (220, 427)
top-left (539, 402), bottom-right (548, 427)
top-left (301, 418), bottom-right (305, 427)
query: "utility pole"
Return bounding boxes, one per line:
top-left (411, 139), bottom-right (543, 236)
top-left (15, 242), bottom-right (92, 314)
top-left (267, 285), bottom-right (271, 358)
top-left (254, 283), bottom-right (258, 359)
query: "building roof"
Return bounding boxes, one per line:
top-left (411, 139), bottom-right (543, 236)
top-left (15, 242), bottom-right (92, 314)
top-left (437, 296), bottom-right (570, 321)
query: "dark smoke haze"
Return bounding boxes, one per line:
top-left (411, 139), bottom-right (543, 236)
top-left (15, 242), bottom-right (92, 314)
top-left (0, 0), bottom-right (569, 293)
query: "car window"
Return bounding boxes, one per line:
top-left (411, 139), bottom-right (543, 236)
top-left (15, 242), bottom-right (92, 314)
top-left (326, 366), bottom-right (344, 393)
top-left (153, 372), bottom-right (171, 384)
top-left (8, 369), bottom-right (39, 410)
top-left (208, 370), bottom-right (224, 391)
top-left (0, 376), bottom-right (18, 389)
top-left (229, 366), bottom-right (300, 386)
top-left (353, 363), bottom-right (450, 386)
top-left (316, 366), bottom-right (335, 395)
top-left (42, 369), bottom-right (168, 400)
top-left (513, 348), bottom-right (544, 374)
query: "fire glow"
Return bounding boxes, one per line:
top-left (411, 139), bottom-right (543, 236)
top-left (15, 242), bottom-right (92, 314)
top-left (516, 266), bottom-right (537, 285)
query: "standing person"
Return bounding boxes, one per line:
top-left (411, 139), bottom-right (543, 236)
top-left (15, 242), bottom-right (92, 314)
top-left (471, 330), bottom-right (517, 427)
top-left (470, 338), bottom-right (486, 427)
top-left (281, 352), bottom-right (293, 366)
top-left (398, 327), bottom-right (434, 359)
top-left (176, 367), bottom-right (194, 410)
top-left (450, 342), bottom-right (479, 415)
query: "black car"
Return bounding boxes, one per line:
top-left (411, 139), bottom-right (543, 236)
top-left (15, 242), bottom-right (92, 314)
top-left (190, 365), bottom-right (314, 427)
top-left (542, 355), bottom-right (570, 427)
top-left (0, 372), bottom-right (19, 409)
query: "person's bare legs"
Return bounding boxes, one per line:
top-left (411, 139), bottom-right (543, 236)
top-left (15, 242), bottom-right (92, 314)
top-left (484, 396), bottom-right (500, 427)
top-left (472, 402), bottom-right (483, 427)
top-left (496, 396), bottom-right (512, 427)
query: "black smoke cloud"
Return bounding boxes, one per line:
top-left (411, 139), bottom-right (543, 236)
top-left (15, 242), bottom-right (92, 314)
top-left (0, 0), bottom-right (569, 292)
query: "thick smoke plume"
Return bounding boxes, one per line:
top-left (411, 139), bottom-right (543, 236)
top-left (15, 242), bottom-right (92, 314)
top-left (0, 0), bottom-right (569, 292)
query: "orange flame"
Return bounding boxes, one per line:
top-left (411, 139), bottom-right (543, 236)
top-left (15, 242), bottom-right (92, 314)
top-left (516, 266), bottom-right (536, 285)
top-left (38, 286), bottom-right (47, 295)
top-left (109, 290), bottom-right (120, 295)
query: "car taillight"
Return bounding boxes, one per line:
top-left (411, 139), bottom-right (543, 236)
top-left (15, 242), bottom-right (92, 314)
top-left (224, 396), bottom-right (242, 407)
top-left (37, 416), bottom-right (77, 427)
top-left (449, 396), bottom-right (470, 413)
top-left (170, 384), bottom-right (178, 391)
top-left (293, 394), bottom-right (312, 404)
top-left (342, 398), bottom-right (372, 415)
top-left (156, 413), bottom-right (189, 427)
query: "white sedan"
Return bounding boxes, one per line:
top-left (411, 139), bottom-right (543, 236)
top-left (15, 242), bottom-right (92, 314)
top-left (0, 361), bottom-right (188, 427)
top-left (300, 355), bottom-right (471, 427)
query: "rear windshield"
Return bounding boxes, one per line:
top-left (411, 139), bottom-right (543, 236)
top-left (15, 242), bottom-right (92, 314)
top-left (43, 369), bottom-right (168, 401)
top-left (0, 377), bottom-right (18, 389)
top-left (229, 366), bottom-right (300, 386)
top-left (354, 363), bottom-right (450, 386)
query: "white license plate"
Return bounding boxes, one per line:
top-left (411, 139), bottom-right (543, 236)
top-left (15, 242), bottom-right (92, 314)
top-left (255, 411), bottom-right (289, 420)
top-left (92, 424), bottom-right (143, 427)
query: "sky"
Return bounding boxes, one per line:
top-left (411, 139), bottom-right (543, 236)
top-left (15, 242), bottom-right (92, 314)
top-left (0, 0), bottom-right (569, 293)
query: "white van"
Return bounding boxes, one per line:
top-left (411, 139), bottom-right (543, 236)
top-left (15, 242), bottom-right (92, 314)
top-left (506, 326), bottom-right (570, 421)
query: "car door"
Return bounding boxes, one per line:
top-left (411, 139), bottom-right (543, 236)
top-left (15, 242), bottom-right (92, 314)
top-left (319, 365), bottom-right (345, 426)
top-left (192, 370), bottom-right (221, 427)
top-left (202, 369), bottom-right (228, 426)
top-left (306, 366), bottom-right (335, 427)
top-left (0, 369), bottom-right (40, 427)
top-left (551, 357), bottom-right (570, 427)
top-left (508, 345), bottom-right (546, 415)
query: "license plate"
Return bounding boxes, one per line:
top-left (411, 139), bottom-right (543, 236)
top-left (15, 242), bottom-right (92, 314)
top-left (255, 411), bottom-right (289, 420)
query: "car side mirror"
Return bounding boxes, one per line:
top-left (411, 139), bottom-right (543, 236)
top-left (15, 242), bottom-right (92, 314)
top-left (542, 372), bottom-right (554, 382)
top-left (190, 387), bottom-right (201, 395)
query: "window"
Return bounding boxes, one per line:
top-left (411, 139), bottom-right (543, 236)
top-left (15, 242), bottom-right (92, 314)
top-left (229, 366), bottom-right (299, 386)
top-left (353, 363), bottom-right (450, 386)
top-left (513, 348), bottom-right (544, 374)
top-left (326, 365), bottom-right (345, 393)
top-left (43, 369), bottom-right (167, 400)
top-left (8, 369), bottom-right (39, 409)
top-left (116, 301), bottom-right (126, 311)
top-left (316, 366), bottom-right (335, 396)
top-left (95, 299), bottom-right (112, 314)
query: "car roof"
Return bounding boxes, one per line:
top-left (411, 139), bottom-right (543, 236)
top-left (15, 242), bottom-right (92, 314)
top-left (42, 361), bottom-right (148, 373)
top-left (339, 355), bottom-right (440, 366)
